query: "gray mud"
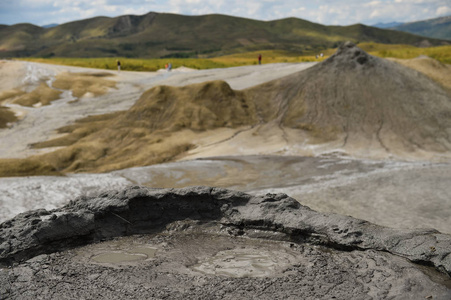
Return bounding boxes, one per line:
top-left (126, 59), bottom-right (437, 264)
top-left (116, 155), bottom-right (451, 234)
top-left (2, 231), bottom-right (450, 300)
top-left (1, 187), bottom-right (450, 299)
top-left (2, 156), bottom-right (450, 235)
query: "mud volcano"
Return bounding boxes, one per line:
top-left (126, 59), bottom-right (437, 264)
top-left (6, 43), bottom-right (451, 178)
top-left (248, 41), bottom-right (451, 158)
top-left (1, 187), bottom-right (450, 299)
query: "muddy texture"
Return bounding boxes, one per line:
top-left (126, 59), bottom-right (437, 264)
top-left (1, 230), bottom-right (450, 300)
top-left (1, 186), bottom-right (450, 279)
top-left (247, 42), bottom-right (451, 159)
top-left (4, 44), bottom-right (451, 177)
top-left (1, 156), bottom-right (450, 235)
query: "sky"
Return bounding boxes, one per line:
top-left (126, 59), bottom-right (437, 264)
top-left (0, 0), bottom-right (450, 27)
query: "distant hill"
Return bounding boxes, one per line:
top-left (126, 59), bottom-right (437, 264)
top-left (42, 23), bottom-right (58, 29)
top-left (372, 22), bottom-right (404, 29)
top-left (0, 12), bottom-right (448, 58)
top-left (391, 15), bottom-right (451, 40)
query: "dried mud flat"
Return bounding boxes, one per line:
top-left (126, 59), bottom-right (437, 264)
top-left (1, 155), bottom-right (450, 235)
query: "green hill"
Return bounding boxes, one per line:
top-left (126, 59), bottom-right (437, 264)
top-left (0, 12), bottom-right (448, 58)
top-left (391, 16), bottom-right (451, 41)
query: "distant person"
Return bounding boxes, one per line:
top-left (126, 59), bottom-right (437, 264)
top-left (258, 54), bottom-right (262, 65)
top-left (320, 53), bottom-right (324, 58)
top-left (165, 63), bottom-right (168, 70)
top-left (168, 63), bottom-right (172, 71)
top-left (117, 60), bottom-right (121, 72)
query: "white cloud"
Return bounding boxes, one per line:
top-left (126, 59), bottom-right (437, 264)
top-left (436, 5), bottom-right (451, 16)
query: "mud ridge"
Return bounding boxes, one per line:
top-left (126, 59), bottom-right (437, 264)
top-left (0, 186), bottom-right (450, 277)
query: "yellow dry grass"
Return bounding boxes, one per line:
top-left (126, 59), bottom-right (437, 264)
top-left (0, 106), bottom-right (17, 128)
top-left (12, 82), bottom-right (62, 107)
top-left (52, 72), bottom-right (116, 99)
top-left (388, 57), bottom-right (451, 92)
top-left (4, 80), bottom-right (256, 175)
top-left (359, 43), bottom-right (451, 64)
top-left (0, 157), bottom-right (61, 177)
top-left (0, 89), bottom-right (25, 104)
top-left (31, 112), bottom-right (122, 148)
top-left (20, 43), bottom-right (451, 72)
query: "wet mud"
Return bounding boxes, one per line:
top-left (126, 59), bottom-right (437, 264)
top-left (2, 228), bottom-right (450, 299)
top-left (1, 187), bottom-right (450, 299)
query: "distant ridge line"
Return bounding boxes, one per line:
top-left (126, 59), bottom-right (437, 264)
top-left (0, 12), bottom-right (448, 58)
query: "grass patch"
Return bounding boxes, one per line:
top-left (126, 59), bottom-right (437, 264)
top-left (20, 57), bottom-right (230, 72)
top-left (389, 57), bottom-right (451, 92)
top-left (52, 72), bottom-right (117, 98)
top-left (14, 80), bottom-right (257, 175)
top-left (20, 50), bottom-right (329, 72)
top-left (0, 89), bottom-right (26, 103)
top-left (12, 82), bottom-right (61, 107)
top-left (0, 157), bottom-right (61, 177)
top-left (20, 43), bottom-right (451, 72)
top-left (0, 107), bottom-right (17, 128)
top-left (210, 49), bottom-right (329, 65)
top-left (31, 112), bottom-right (122, 148)
top-left (359, 42), bottom-right (451, 64)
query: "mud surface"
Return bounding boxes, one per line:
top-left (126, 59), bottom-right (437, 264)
top-left (2, 230), bottom-right (451, 300)
top-left (1, 187), bottom-right (451, 272)
top-left (2, 156), bottom-right (450, 235)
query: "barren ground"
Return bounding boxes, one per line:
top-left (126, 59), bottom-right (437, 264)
top-left (0, 59), bottom-right (450, 232)
top-left (0, 58), bottom-right (450, 298)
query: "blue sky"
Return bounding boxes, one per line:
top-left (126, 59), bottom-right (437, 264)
top-left (0, 0), bottom-right (450, 26)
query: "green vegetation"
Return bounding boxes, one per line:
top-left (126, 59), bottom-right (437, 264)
top-left (1, 12), bottom-right (447, 58)
top-left (359, 43), bottom-right (451, 64)
top-left (20, 43), bottom-right (451, 72)
top-left (20, 57), bottom-right (231, 71)
top-left (20, 52), bottom-right (325, 71)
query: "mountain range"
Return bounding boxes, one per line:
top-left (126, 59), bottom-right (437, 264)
top-left (372, 22), bottom-right (404, 29)
top-left (389, 15), bottom-right (451, 41)
top-left (0, 12), bottom-right (448, 59)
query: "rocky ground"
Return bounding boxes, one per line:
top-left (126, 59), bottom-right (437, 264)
top-left (1, 187), bottom-right (450, 299)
